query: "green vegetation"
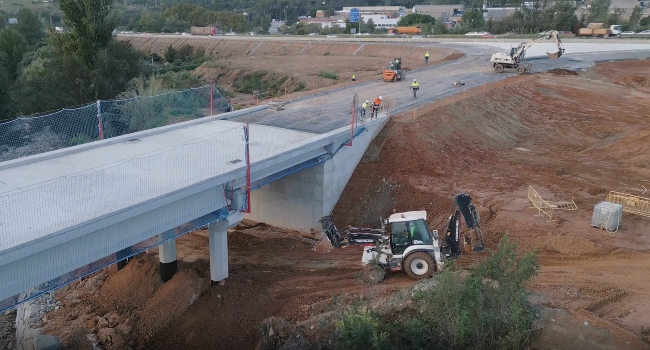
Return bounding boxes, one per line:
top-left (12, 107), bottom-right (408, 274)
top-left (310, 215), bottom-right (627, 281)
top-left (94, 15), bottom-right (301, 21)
top-left (232, 71), bottom-right (288, 95)
top-left (293, 82), bottom-right (306, 93)
top-left (334, 235), bottom-right (539, 350)
top-left (319, 71), bottom-right (338, 80)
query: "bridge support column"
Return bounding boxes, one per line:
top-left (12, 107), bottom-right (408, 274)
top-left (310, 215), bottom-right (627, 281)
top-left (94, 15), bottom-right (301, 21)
top-left (158, 237), bottom-right (177, 283)
top-left (208, 211), bottom-right (242, 285)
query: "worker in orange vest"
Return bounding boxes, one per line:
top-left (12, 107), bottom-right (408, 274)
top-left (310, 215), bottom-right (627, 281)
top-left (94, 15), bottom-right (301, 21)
top-left (372, 96), bottom-right (382, 119)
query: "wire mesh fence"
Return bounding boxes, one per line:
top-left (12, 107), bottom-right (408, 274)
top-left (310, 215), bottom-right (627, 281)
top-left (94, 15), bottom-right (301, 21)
top-left (0, 85), bottom-right (229, 162)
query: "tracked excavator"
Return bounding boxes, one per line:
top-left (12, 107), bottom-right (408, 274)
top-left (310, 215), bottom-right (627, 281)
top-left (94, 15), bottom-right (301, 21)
top-left (323, 192), bottom-right (485, 283)
top-left (491, 30), bottom-right (565, 75)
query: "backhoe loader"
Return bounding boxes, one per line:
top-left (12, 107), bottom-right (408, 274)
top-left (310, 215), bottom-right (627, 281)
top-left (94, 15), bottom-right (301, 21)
top-left (341, 192), bottom-right (485, 283)
top-left (491, 30), bottom-right (565, 74)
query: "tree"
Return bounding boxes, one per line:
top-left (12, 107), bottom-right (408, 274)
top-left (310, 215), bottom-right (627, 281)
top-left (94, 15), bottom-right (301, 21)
top-left (0, 29), bottom-right (28, 79)
top-left (397, 13), bottom-right (435, 26)
top-left (15, 8), bottom-right (43, 48)
top-left (364, 18), bottom-right (375, 33)
top-left (0, 64), bottom-right (16, 121)
top-left (285, 10), bottom-right (298, 26)
top-left (461, 9), bottom-right (485, 30)
top-left (588, 0), bottom-right (611, 23)
top-left (627, 6), bottom-right (642, 31)
top-left (55, 0), bottom-right (119, 68)
top-left (164, 44), bottom-right (177, 63)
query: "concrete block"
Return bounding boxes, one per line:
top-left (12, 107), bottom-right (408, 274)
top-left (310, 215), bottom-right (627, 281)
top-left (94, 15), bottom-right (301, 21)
top-left (33, 335), bottom-right (61, 350)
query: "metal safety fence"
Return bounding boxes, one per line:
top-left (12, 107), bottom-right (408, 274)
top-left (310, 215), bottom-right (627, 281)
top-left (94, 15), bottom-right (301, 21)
top-left (606, 191), bottom-right (650, 218)
top-left (0, 85), bottom-right (229, 162)
top-left (527, 186), bottom-right (578, 220)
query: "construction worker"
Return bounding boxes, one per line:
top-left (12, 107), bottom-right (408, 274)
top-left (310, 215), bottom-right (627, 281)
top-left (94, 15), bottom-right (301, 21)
top-left (372, 96), bottom-right (382, 119)
top-left (410, 79), bottom-right (419, 98)
top-left (394, 58), bottom-right (400, 70)
top-left (425, 51), bottom-right (430, 64)
top-left (361, 100), bottom-right (369, 119)
top-left (352, 74), bottom-right (356, 81)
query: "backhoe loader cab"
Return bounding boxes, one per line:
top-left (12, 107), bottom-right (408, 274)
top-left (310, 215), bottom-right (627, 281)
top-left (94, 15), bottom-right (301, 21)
top-left (358, 211), bottom-right (444, 280)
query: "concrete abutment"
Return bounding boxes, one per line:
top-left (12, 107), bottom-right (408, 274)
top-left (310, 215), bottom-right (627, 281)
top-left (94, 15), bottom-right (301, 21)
top-left (245, 117), bottom-right (389, 232)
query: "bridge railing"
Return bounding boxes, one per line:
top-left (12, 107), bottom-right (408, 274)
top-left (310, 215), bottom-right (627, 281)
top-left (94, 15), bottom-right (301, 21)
top-left (0, 85), bottom-right (229, 162)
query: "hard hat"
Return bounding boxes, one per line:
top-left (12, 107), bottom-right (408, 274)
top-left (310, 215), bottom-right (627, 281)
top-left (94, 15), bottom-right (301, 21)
top-left (365, 100), bottom-right (369, 103)
top-left (413, 79), bottom-right (417, 81)
top-left (379, 96), bottom-right (383, 100)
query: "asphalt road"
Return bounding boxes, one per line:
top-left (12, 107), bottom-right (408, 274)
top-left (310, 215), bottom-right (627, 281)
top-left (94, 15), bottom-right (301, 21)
top-left (211, 41), bottom-right (650, 134)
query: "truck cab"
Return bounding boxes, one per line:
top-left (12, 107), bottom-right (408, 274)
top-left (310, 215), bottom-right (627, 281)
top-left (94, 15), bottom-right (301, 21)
top-left (609, 24), bottom-right (622, 36)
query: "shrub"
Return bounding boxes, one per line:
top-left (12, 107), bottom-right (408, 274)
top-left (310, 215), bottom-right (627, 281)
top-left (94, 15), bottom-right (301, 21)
top-left (319, 71), bottom-right (337, 80)
top-left (335, 307), bottom-right (388, 350)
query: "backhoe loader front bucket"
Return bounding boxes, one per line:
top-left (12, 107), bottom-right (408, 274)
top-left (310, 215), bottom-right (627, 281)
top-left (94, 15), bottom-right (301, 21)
top-left (546, 48), bottom-right (564, 60)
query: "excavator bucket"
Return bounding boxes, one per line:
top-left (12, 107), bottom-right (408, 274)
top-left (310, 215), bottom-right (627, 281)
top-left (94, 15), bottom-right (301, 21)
top-left (546, 49), bottom-right (564, 60)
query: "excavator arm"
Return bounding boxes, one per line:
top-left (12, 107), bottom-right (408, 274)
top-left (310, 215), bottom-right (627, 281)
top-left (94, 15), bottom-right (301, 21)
top-left (511, 30), bottom-right (565, 62)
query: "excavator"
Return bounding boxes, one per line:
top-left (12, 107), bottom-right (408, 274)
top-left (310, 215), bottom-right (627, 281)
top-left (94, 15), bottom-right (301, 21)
top-left (329, 192), bottom-right (485, 283)
top-left (490, 30), bottom-right (565, 75)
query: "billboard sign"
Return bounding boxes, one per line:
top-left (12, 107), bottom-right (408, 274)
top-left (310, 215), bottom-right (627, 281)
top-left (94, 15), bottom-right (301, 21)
top-left (349, 8), bottom-right (360, 23)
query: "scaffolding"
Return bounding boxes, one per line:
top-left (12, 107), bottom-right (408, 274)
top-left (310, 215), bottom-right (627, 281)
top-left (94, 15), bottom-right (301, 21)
top-left (605, 191), bottom-right (650, 218)
top-left (527, 186), bottom-right (578, 220)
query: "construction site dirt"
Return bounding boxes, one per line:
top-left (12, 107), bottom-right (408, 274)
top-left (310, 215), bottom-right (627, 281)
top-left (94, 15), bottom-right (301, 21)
top-left (12, 57), bottom-right (650, 350)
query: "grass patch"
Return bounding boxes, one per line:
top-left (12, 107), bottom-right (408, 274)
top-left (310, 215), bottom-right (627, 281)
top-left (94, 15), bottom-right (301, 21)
top-left (292, 82), bottom-right (306, 92)
top-left (319, 70), bottom-right (338, 80)
top-left (232, 70), bottom-right (288, 95)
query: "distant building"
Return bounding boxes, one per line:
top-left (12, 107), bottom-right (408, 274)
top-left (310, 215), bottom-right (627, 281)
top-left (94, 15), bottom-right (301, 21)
top-left (316, 10), bottom-right (325, 18)
top-left (339, 6), bottom-right (405, 18)
top-left (482, 7), bottom-right (518, 21)
top-left (298, 18), bottom-right (346, 28)
top-left (413, 4), bottom-right (465, 22)
top-left (360, 14), bottom-right (400, 29)
top-left (8, 18), bottom-right (18, 25)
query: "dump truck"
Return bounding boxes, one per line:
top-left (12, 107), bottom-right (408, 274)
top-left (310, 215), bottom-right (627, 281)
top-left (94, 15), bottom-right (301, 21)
top-left (191, 27), bottom-right (218, 36)
top-left (577, 23), bottom-right (611, 37)
top-left (388, 26), bottom-right (421, 35)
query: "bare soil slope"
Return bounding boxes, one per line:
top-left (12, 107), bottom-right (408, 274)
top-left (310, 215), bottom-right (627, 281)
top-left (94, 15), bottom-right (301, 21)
top-left (123, 37), bottom-right (461, 93)
top-left (333, 65), bottom-right (650, 344)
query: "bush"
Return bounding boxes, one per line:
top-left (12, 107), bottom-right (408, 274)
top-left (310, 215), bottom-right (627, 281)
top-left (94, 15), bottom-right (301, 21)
top-left (335, 307), bottom-right (388, 350)
top-left (319, 71), bottom-right (337, 80)
top-left (335, 235), bottom-right (539, 350)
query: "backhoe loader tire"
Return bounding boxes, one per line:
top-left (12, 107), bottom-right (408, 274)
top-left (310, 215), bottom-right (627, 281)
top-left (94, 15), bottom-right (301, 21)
top-left (361, 264), bottom-right (386, 285)
top-left (494, 64), bottom-right (504, 73)
top-left (516, 65), bottom-right (526, 75)
top-left (404, 252), bottom-right (436, 280)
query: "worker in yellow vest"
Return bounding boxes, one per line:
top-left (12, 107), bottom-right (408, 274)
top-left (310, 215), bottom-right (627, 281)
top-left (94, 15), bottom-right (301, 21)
top-left (425, 51), bottom-right (430, 64)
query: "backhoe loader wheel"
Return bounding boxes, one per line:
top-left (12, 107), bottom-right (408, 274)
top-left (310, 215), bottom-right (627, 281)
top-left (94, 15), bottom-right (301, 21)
top-left (494, 64), bottom-right (504, 73)
top-left (516, 65), bottom-right (526, 75)
top-left (404, 252), bottom-right (436, 280)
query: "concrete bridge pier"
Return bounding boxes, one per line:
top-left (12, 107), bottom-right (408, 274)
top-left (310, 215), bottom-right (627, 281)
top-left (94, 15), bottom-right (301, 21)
top-left (209, 211), bottom-right (243, 285)
top-left (158, 238), bottom-right (177, 282)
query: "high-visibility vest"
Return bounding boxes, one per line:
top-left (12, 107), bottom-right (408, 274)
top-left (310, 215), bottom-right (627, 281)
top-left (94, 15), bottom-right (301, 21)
top-left (411, 82), bottom-right (420, 88)
top-left (362, 102), bottom-right (368, 109)
top-left (425, 52), bottom-right (430, 57)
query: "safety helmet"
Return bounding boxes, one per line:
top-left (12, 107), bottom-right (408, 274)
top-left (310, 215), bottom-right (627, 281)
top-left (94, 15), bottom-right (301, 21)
top-left (379, 96), bottom-right (383, 100)
top-left (413, 79), bottom-right (417, 82)
top-left (365, 100), bottom-right (369, 103)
